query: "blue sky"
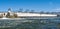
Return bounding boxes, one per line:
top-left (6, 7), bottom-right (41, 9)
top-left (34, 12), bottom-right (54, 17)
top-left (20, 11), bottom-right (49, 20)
top-left (0, 0), bottom-right (60, 12)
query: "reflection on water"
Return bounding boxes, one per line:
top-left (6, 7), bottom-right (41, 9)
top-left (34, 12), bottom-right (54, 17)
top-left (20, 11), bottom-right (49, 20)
top-left (0, 18), bottom-right (60, 29)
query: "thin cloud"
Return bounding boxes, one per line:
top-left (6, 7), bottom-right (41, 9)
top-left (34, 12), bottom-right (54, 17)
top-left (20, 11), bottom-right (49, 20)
top-left (52, 8), bottom-right (60, 12)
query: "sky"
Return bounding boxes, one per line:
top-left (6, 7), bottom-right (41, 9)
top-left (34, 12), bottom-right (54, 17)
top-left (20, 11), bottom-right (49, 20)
top-left (0, 0), bottom-right (60, 12)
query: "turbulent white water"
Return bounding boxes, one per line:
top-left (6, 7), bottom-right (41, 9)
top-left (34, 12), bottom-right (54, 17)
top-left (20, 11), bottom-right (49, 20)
top-left (2, 18), bottom-right (9, 19)
top-left (0, 16), bottom-right (9, 19)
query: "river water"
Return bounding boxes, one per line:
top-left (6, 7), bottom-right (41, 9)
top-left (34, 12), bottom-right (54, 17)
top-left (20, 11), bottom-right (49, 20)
top-left (0, 17), bottom-right (60, 29)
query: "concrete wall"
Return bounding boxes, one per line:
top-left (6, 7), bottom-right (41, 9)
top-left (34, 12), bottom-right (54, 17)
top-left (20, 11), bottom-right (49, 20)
top-left (16, 13), bottom-right (57, 17)
top-left (0, 13), bottom-right (57, 17)
top-left (16, 13), bottom-right (40, 16)
top-left (40, 14), bottom-right (57, 16)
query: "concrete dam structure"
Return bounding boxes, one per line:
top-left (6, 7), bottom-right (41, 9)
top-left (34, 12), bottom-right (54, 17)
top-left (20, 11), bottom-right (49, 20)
top-left (0, 11), bottom-right (57, 18)
top-left (0, 8), bottom-right (58, 19)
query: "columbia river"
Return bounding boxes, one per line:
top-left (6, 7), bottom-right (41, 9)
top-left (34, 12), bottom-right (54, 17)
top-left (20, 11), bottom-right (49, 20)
top-left (0, 17), bottom-right (60, 29)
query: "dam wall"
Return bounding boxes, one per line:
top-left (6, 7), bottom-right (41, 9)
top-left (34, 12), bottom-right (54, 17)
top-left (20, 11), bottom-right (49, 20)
top-left (0, 13), bottom-right (57, 17)
top-left (16, 13), bottom-right (57, 17)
